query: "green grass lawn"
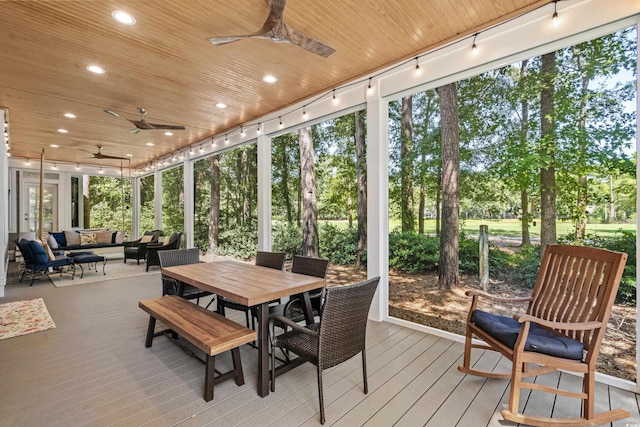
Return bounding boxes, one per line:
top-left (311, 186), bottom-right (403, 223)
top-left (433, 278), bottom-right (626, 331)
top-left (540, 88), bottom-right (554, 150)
top-left (323, 218), bottom-right (635, 238)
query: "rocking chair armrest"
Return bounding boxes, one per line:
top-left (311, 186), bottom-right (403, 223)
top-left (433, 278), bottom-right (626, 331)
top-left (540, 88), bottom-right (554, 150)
top-left (514, 313), bottom-right (603, 331)
top-left (270, 314), bottom-right (319, 337)
top-left (465, 289), bottom-right (533, 303)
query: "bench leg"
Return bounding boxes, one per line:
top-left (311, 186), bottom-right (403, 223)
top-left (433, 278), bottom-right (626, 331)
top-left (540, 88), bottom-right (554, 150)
top-left (145, 316), bottom-right (157, 348)
top-left (231, 348), bottom-right (245, 386)
top-left (205, 355), bottom-right (215, 402)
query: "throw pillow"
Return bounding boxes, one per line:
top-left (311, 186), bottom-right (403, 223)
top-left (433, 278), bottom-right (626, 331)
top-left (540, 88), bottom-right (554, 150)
top-left (40, 242), bottom-right (56, 261)
top-left (46, 233), bottom-right (59, 250)
top-left (79, 232), bottom-right (96, 245)
top-left (115, 231), bottom-right (126, 244)
top-left (95, 231), bottom-right (113, 244)
top-left (64, 230), bottom-right (81, 247)
top-left (140, 235), bottom-right (153, 243)
top-left (50, 231), bottom-right (66, 247)
top-left (28, 241), bottom-right (49, 264)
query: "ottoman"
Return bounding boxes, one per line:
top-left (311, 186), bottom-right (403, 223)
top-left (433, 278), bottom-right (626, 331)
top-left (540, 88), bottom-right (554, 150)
top-left (72, 253), bottom-right (107, 278)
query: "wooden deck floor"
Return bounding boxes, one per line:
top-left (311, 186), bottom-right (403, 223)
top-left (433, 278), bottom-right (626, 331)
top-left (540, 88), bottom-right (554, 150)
top-left (0, 268), bottom-right (639, 426)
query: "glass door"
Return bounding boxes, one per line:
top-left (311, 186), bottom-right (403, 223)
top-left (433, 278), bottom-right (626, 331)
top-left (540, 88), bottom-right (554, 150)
top-left (23, 184), bottom-right (58, 233)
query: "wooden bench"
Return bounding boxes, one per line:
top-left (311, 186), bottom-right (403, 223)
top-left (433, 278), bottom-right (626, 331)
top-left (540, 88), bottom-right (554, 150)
top-left (139, 295), bottom-right (256, 401)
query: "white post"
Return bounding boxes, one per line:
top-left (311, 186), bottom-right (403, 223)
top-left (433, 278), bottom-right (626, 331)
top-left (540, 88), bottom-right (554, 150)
top-left (257, 134), bottom-right (272, 251)
top-left (183, 158), bottom-right (194, 248)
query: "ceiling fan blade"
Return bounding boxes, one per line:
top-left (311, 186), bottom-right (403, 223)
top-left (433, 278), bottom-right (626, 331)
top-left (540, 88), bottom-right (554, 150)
top-left (105, 109), bottom-right (134, 123)
top-left (207, 35), bottom-right (251, 46)
top-left (284, 24), bottom-right (335, 57)
top-left (97, 153), bottom-right (130, 160)
top-left (147, 123), bottom-right (186, 130)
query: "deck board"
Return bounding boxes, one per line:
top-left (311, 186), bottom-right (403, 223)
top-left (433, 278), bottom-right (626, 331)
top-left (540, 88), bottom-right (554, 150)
top-left (0, 268), bottom-right (638, 427)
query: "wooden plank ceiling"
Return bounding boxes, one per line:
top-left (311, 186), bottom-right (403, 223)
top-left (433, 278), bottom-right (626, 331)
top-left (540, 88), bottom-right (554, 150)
top-left (0, 0), bottom-right (549, 168)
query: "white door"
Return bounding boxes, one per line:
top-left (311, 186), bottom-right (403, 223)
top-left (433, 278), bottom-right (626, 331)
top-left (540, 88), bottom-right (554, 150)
top-left (23, 183), bottom-right (58, 233)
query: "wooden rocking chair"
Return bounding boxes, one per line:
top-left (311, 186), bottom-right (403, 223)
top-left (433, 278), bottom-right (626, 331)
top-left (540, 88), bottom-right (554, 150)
top-left (458, 244), bottom-right (629, 426)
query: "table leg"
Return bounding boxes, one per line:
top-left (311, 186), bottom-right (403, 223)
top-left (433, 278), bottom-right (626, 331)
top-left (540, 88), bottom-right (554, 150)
top-left (257, 302), bottom-right (269, 397)
top-left (301, 292), bottom-right (314, 325)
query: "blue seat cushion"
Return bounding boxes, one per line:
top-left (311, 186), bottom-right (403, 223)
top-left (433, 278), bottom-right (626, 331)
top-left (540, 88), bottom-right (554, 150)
top-left (472, 310), bottom-right (584, 361)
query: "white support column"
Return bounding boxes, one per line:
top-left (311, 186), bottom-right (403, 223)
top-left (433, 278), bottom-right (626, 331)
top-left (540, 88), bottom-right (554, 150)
top-left (183, 159), bottom-right (194, 248)
top-left (131, 176), bottom-right (140, 239)
top-left (0, 109), bottom-right (7, 297)
top-left (257, 134), bottom-right (272, 251)
top-left (635, 14), bottom-right (640, 392)
top-left (154, 169), bottom-right (162, 231)
top-left (366, 87), bottom-right (389, 322)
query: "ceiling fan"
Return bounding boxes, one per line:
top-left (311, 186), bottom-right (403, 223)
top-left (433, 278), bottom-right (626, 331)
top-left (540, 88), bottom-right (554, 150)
top-left (104, 108), bottom-right (186, 134)
top-left (207, 0), bottom-right (335, 58)
top-left (81, 145), bottom-right (129, 160)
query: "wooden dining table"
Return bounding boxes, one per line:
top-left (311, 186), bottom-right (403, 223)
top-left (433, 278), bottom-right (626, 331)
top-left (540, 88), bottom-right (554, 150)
top-left (161, 260), bottom-right (326, 397)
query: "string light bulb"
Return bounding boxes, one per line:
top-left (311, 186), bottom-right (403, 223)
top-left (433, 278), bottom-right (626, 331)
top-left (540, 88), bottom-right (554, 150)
top-left (256, 123), bottom-right (261, 135)
top-left (26, 158), bottom-right (30, 165)
top-left (240, 126), bottom-right (245, 137)
top-left (279, 116), bottom-right (283, 128)
top-left (415, 57), bottom-right (422, 75)
top-left (471, 33), bottom-right (479, 55)
top-left (199, 144), bottom-right (204, 152)
top-left (76, 163), bottom-right (80, 170)
top-left (52, 163), bottom-right (57, 169)
top-left (332, 89), bottom-right (338, 105)
top-left (367, 78), bottom-right (372, 93)
top-left (224, 134), bottom-right (229, 144)
top-left (302, 107), bottom-right (307, 118)
top-left (552, 1), bottom-right (559, 26)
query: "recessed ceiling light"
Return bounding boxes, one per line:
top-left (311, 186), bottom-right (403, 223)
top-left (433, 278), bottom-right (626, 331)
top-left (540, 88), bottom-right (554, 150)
top-left (263, 75), bottom-right (277, 83)
top-left (64, 113), bottom-right (76, 119)
top-left (126, 153), bottom-right (133, 157)
top-left (164, 131), bottom-right (173, 136)
top-left (57, 128), bottom-right (68, 133)
top-left (215, 103), bottom-right (227, 109)
top-left (112, 11), bottom-right (136, 25)
top-left (146, 142), bottom-right (154, 146)
top-left (86, 65), bottom-right (105, 74)
top-left (50, 144), bottom-right (59, 148)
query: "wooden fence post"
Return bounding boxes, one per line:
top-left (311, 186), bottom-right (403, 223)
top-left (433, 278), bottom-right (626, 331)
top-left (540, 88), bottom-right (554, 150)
top-left (479, 225), bottom-right (489, 291)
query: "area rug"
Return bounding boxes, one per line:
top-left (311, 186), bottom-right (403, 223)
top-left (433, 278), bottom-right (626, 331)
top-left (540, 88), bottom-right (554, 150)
top-left (0, 298), bottom-right (55, 340)
top-left (51, 261), bottom-right (159, 287)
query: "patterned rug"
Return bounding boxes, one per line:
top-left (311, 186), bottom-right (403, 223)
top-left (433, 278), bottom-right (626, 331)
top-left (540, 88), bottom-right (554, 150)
top-left (0, 298), bottom-right (56, 340)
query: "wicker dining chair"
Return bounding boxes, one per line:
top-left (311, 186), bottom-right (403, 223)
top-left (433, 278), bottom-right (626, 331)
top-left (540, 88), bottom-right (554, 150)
top-left (270, 276), bottom-right (380, 424)
top-left (158, 248), bottom-right (213, 305)
top-left (458, 244), bottom-right (629, 426)
top-left (216, 251), bottom-right (286, 329)
top-left (271, 255), bottom-right (330, 324)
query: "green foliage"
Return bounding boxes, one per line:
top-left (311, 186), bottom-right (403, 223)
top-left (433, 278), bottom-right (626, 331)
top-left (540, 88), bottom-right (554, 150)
top-left (388, 232), bottom-right (440, 273)
top-left (505, 245), bottom-right (543, 289)
top-left (318, 223), bottom-right (358, 265)
top-left (215, 226), bottom-right (257, 260)
top-left (271, 222), bottom-right (302, 257)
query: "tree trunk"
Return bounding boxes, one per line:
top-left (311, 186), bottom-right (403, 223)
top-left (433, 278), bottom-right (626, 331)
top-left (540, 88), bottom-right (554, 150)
top-left (207, 155), bottom-right (221, 255)
top-left (574, 63), bottom-right (590, 241)
top-left (241, 148), bottom-right (250, 226)
top-left (435, 165), bottom-right (441, 237)
top-left (519, 60), bottom-right (531, 247)
top-left (279, 143), bottom-right (293, 225)
top-left (609, 176), bottom-right (616, 222)
top-left (299, 126), bottom-right (319, 257)
top-left (355, 110), bottom-right (367, 267)
top-left (539, 51), bottom-right (557, 251)
top-left (521, 190), bottom-right (531, 246)
top-left (437, 83), bottom-right (460, 289)
top-left (400, 96), bottom-right (415, 232)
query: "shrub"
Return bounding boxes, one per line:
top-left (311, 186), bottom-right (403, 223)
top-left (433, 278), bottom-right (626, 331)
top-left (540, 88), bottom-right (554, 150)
top-left (271, 222), bottom-right (302, 258)
top-left (319, 223), bottom-right (359, 265)
top-left (388, 232), bottom-right (439, 273)
top-left (215, 226), bottom-right (257, 260)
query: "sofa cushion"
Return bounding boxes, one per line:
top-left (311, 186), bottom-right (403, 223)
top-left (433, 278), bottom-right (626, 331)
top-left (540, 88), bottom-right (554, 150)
top-left (50, 231), bottom-right (66, 247)
top-left (140, 235), bottom-right (153, 243)
top-left (28, 240), bottom-right (49, 265)
top-left (95, 231), bottom-right (113, 244)
top-left (46, 233), bottom-right (59, 250)
top-left (472, 310), bottom-right (584, 360)
top-left (40, 242), bottom-right (56, 261)
top-left (64, 230), bottom-right (81, 247)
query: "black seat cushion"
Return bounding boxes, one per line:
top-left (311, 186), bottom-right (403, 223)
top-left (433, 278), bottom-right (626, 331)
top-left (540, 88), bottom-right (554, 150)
top-left (472, 310), bottom-right (584, 360)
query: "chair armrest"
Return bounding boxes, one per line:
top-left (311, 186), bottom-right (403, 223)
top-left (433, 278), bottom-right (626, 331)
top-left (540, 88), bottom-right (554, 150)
top-left (123, 239), bottom-right (141, 247)
top-left (514, 313), bottom-right (603, 331)
top-left (270, 314), bottom-right (319, 337)
top-left (465, 289), bottom-right (533, 303)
